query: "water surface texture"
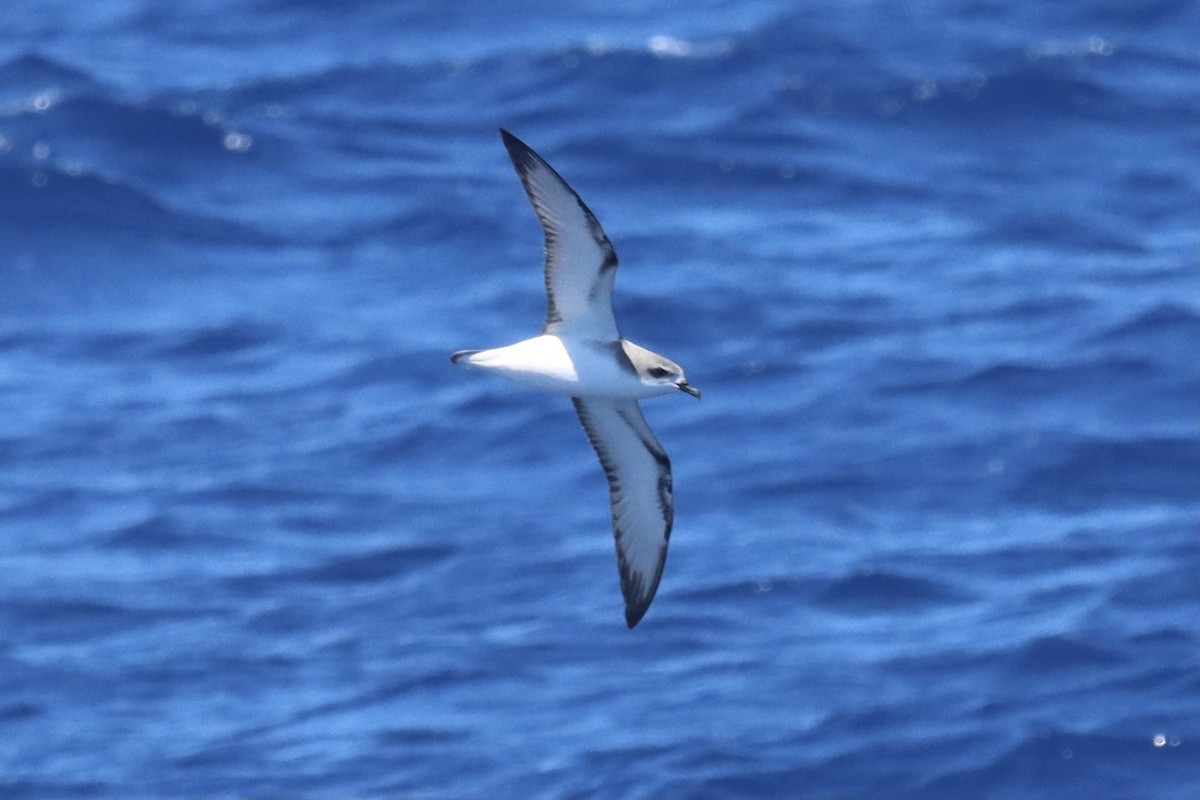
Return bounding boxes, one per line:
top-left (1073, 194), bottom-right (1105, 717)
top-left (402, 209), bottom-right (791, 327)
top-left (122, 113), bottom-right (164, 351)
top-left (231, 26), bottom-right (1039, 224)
top-left (1, 2), bottom-right (1198, 798)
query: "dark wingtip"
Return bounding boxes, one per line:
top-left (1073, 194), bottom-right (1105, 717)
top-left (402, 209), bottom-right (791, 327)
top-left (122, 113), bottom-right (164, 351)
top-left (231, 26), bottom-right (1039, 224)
top-left (450, 349), bottom-right (479, 365)
top-left (498, 128), bottom-right (522, 148)
top-left (624, 601), bottom-right (650, 629)
top-left (498, 128), bottom-right (537, 174)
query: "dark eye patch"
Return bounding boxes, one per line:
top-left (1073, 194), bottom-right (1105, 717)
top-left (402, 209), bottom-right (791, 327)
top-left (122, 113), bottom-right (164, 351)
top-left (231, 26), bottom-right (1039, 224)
top-left (649, 366), bottom-right (672, 379)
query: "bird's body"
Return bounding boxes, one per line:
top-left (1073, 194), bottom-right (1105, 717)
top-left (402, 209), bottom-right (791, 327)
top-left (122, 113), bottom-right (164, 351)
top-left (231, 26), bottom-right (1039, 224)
top-left (453, 335), bottom-right (686, 401)
top-left (452, 129), bottom-right (698, 628)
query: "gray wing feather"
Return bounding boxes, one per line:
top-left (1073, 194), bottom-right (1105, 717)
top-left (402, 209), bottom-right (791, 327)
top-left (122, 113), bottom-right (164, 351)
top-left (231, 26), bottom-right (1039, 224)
top-left (572, 398), bottom-right (673, 628)
top-left (500, 129), bottom-right (620, 340)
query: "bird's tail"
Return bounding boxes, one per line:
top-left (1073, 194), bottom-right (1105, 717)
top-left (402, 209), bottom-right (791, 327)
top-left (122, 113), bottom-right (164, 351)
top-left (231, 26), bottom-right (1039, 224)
top-left (450, 349), bottom-right (482, 366)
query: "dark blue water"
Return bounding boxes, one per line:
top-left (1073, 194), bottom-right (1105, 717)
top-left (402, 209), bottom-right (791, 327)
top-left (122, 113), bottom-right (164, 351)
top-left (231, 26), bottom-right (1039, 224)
top-left (1, 2), bottom-right (1197, 797)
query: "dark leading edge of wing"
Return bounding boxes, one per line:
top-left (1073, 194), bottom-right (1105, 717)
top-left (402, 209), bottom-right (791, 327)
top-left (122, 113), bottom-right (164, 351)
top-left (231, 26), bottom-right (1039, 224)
top-left (499, 129), bottom-right (620, 339)
top-left (572, 398), bottom-right (674, 628)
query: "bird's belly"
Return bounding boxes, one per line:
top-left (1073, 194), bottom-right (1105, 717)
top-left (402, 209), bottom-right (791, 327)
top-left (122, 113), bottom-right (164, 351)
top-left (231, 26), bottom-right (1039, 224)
top-left (463, 335), bottom-right (651, 398)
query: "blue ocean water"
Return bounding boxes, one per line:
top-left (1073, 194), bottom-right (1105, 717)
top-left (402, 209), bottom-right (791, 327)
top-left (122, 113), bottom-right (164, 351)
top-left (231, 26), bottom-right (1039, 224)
top-left (1, 1), bottom-right (1197, 797)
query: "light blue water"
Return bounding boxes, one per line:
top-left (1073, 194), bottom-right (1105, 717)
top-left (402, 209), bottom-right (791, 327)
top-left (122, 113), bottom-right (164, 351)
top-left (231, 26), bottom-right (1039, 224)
top-left (1, 2), bottom-right (1197, 797)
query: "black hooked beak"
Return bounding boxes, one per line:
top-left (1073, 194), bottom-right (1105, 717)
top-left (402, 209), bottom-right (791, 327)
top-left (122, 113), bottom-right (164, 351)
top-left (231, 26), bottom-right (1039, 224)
top-left (676, 380), bottom-right (701, 399)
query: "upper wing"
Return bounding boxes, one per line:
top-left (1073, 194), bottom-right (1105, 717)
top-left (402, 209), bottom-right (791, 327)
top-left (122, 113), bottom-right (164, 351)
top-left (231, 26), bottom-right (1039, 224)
top-left (572, 398), bottom-right (673, 628)
top-left (500, 129), bottom-right (620, 340)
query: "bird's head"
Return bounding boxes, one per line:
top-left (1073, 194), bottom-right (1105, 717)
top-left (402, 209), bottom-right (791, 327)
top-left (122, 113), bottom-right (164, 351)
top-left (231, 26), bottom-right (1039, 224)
top-left (643, 358), bottom-right (700, 398)
top-left (625, 343), bottom-right (700, 399)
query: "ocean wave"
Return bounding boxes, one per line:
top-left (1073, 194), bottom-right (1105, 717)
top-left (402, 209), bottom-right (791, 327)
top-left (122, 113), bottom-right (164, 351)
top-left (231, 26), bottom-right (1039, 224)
top-left (107, 514), bottom-right (206, 550)
top-left (0, 165), bottom-right (277, 246)
top-left (1012, 435), bottom-right (1199, 509)
top-left (1091, 302), bottom-right (1200, 345)
top-left (235, 544), bottom-right (458, 588)
top-left (158, 320), bottom-right (279, 358)
top-left (811, 568), bottom-right (975, 611)
top-left (923, 727), bottom-right (1187, 800)
top-left (0, 53), bottom-right (97, 105)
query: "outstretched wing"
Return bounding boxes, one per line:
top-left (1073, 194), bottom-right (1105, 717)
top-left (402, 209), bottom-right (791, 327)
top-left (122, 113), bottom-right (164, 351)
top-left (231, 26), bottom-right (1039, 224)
top-left (500, 129), bottom-right (619, 340)
top-left (572, 398), bottom-right (673, 628)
